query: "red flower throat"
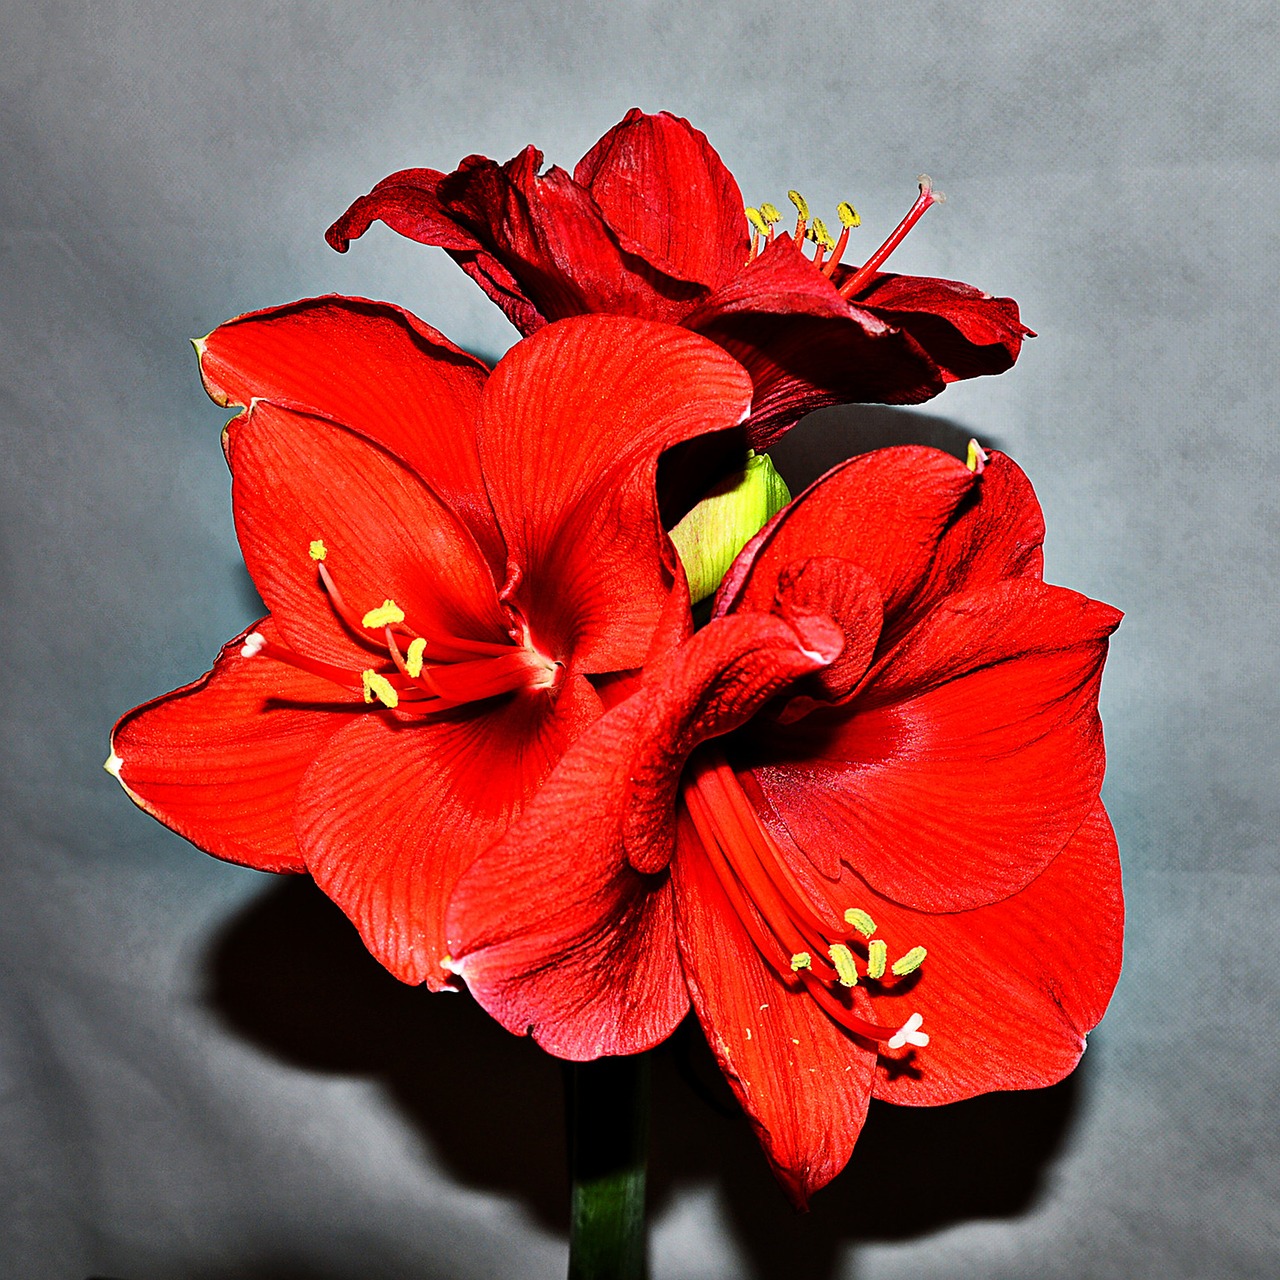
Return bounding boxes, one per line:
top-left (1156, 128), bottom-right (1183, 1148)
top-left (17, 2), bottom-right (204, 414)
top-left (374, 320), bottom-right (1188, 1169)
top-left (682, 750), bottom-right (928, 1052)
top-left (242, 539), bottom-right (562, 713)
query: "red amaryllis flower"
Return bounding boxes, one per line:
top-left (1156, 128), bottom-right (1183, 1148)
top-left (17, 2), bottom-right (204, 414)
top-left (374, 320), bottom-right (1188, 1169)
top-left (327, 109), bottom-right (1031, 450)
top-left (448, 447), bottom-right (1122, 1203)
top-left (108, 299), bottom-right (752, 988)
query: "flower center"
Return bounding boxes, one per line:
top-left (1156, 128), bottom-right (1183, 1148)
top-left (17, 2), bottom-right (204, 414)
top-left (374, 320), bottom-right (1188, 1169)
top-left (240, 538), bottom-right (563, 714)
top-left (681, 748), bottom-right (929, 1051)
top-left (745, 175), bottom-right (944, 301)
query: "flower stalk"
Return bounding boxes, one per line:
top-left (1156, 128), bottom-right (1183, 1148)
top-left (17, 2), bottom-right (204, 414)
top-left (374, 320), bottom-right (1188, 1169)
top-left (567, 1054), bottom-right (651, 1280)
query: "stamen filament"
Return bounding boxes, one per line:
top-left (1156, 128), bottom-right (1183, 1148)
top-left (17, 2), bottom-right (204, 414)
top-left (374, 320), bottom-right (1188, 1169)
top-left (838, 175), bottom-right (944, 300)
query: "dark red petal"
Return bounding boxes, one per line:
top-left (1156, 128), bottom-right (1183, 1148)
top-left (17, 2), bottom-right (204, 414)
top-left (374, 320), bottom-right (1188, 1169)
top-left (852, 270), bottom-right (1033, 383)
top-left (751, 579), bottom-right (1120, 908)
top-left (198, 296), bottom-right (502, 562)
top-left (478, 316), bottom-right (753, 674)
top-left (296, 672), bottom-right (603, 990)
top-left (672, 822), bottom-right (877, 1206)
top-left (109, 618), bottom-right (352, 873)
top-left (684, 238), bottom-right (948, 447)
top-left (447, 696), bottom-right (687, 1056)
top-left (325, 166), bottom-right (549, 335)
top-left (865, 804), bottom-right (1122, 1103)
top-left (230, 401), bottom-right (505, 668)
top-left (437, 148), bottom-right (707, 325)
top-left (573, 108), bottom-right (748, 290)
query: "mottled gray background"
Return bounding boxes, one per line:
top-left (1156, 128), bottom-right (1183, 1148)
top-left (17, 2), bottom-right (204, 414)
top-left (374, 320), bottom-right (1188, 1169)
top-left (2, 2), bottom-right (1276, 1277)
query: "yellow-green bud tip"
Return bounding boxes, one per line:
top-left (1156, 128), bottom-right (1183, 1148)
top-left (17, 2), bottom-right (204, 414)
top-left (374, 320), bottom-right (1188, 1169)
top-left (669, 451), bottom-right (791, 604)
top-left (965, 439), bottom-right (988, 473)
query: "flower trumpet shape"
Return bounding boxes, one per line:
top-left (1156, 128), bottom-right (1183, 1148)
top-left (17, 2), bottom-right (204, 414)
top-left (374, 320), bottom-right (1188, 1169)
top-left (328, 109), bottom-right (1031, 449)
top-left (448, 446), bottom-right (1123, 1203)
top-left (108, 299), bottom-right (753, 988)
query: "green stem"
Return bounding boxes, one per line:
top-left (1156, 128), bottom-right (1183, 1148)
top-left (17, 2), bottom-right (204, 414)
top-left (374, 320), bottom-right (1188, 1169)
top-left (566, 1053), bottom-right (650, 1280)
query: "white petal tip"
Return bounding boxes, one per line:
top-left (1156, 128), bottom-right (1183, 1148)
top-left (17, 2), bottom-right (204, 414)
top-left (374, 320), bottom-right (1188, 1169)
top-left (103, 750), bottom-right (123, 779)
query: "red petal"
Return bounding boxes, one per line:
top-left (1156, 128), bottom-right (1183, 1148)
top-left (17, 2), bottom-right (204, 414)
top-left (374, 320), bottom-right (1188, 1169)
top-left (447, 696), bottom-right (687, 1055)
top-left (853, 271), bottom-right (1033, 383)
top-left (229, 402), bottom-right (505, 669)
top-left (478, 316), bottom-right (753, 673)
top-left (865, 804), bottom-right (1122, 1102)
top-left (671, 824), bottom-right (877, 1206)
top-left (109, 618), bottom-right (352, 873)
top-left (296, 672), bottom-right (603, 990)
top-left (325, 169), bottom-right (549, 337)
top-left (198, 296), bottom-right (502, 562)
top-left (573, 108), bottom-right (748, 290)
top-left (751, 579), bottom-right (1120, 908)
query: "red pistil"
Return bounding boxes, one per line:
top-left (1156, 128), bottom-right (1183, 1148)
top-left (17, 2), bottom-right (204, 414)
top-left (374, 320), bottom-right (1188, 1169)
top-left (838, 175), bottom-right (943, 299)
top-left (681, 748), bottom-right (907, 1044)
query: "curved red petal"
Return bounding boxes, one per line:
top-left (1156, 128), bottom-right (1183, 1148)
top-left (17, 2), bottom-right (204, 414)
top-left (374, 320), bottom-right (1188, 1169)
top-left (672, 824), bottom-right (877, 1206)
top-left (573, 108), bottom-right (748, 290)
top-left (229, 402), bottom-right (506, 669)
top-left (198, 296), bottom-right (502, 563)
top-left (109, 618), bottom-right (352, 873)
top-left (864, 803), bottom-right (1122, 1103)
top-left (296, 673), bottom-right (602, 990)
top-left (752, 579), bottom-right (1120, 907)
top-left (448, 695), bottom-right (687, 1056)
top-left (852, 271), bottom-right (1033, 383)
top-left (478, 316), bottom-right (753, 673)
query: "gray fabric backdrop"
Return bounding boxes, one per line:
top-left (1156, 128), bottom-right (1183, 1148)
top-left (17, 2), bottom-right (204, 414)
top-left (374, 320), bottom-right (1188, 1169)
top-left (3, 2), bottom-right (1276, 1277)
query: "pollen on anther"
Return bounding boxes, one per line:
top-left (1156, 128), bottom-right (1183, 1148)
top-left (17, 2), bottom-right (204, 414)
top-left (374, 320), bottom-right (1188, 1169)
top-left (790, 951), bottom-right (813, 972)
top-left (745, 207), bottom-right (770, 237)
top-left (240, 631), bottom-right (267, 658)
top-left (362, 599), bottom-right (405, 628)
top-left (809, 217), bottom-right (835, 250)
top-left (406, 636), bottom-right (427, 678)
top-left (837, 201), bottom-right (861, 228)
top-left (787, 190), bottom-right (810, 221)
top-left (891, 945), bottom-right (927, 976)
top-left (759, 202), bottom-right (782, 225)
top-left (843, 907), bottom-right (876, 937)
top-left (867, 939), bottom-right (887, 980)
top-left (828, 943), bottom-right (859, 987)
top-left (362, 669), bottom-right (400, 709)
top-left (309, 539), bottom-right (327, 561)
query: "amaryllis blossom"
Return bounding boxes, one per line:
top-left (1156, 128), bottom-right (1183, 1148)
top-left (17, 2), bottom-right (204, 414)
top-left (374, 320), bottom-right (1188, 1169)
top-left (108, 299), bottom-right (752, 988)
top-left (448, 446), bottom-right (1122, 1203)
top-left (327, 109), bottom-right (1031, 450)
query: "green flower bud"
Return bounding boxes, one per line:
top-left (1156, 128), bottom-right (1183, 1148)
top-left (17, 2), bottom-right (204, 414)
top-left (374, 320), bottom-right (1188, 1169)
top-left (669, 451), bottom-right (791, 604)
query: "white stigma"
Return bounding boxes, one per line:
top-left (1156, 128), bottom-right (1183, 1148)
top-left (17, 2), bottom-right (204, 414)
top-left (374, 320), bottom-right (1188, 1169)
top-left (887, 1011), bottom-right (929, 1050)
top-left (240, 631), bottom-right (267, 658)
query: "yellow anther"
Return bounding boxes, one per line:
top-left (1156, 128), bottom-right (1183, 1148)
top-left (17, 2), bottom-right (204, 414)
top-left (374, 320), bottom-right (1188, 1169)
top-left (809, 217), bottom-right (835, 250)
top-left (787, 190), bottom-right (810, 221)
top-left (828, 943), bottom-right (859, 988)
top-left (361, 669), bottom-right (399, 709)
top-left (759, 202), bottom-right (782, 225)
top-left (843, 907), bottom-right (877, 937)
top-left (745, 206), bottom-right (770, 237)
top-left (867, 939), bottom-right (887, 980)
top-left (837, 201), bottom-right (861, 228)
top-left (405, 636), bottom-right (427, 679)
top-left (362, 599), bottom-right (405, 629)
top-left (891, 945), bottom-right (927, 977)
top-left (790, 951), bottom-right (812, 972)
top-left (309, 539), bottom-right (327, 561)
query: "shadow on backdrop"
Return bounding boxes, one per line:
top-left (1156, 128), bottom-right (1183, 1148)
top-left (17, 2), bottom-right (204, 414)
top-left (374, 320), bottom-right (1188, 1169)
top-left (195, 404), bottom-right (1066, 1280)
